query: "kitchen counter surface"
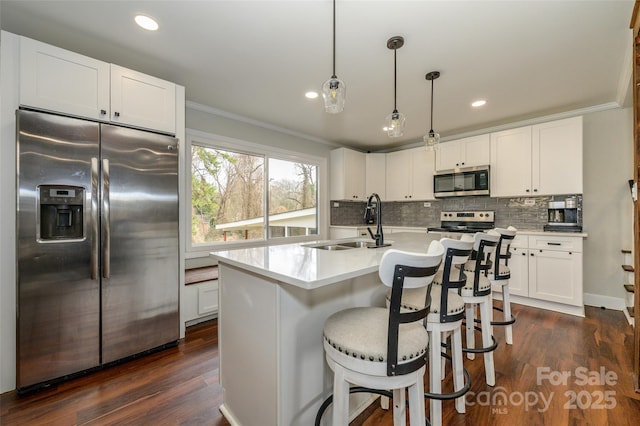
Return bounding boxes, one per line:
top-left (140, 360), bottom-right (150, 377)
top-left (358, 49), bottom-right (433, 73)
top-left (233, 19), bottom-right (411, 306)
top-left (210, 232), bottom-right (439, 290)
top-left (514, 229), bottom-right (588, 238)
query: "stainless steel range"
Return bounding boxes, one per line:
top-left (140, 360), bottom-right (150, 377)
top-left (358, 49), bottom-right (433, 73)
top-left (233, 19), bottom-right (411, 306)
top-left (428, 210), bottom-right (495, 234)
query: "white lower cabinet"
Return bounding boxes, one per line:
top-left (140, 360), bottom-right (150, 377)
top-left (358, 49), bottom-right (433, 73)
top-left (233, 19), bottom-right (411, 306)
top-left (184, 280), bottom-right (219, 324)
top-left (505, 234), bottom-right (583, 311)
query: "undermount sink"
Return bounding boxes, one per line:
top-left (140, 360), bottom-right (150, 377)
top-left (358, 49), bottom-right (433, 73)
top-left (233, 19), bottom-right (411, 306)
top-left (313, 244), bottom-right (354, 251)
top-left (305, 240), bottom-right (389, 250)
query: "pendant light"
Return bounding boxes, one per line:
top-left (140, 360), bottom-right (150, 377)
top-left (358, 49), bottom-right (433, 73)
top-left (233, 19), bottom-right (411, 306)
top-left (322, 0), bottom-right (346, 113)
top-left (386, 36), bottom-right (405, 138)
top-left (424, 71), bottom-right (441, 150)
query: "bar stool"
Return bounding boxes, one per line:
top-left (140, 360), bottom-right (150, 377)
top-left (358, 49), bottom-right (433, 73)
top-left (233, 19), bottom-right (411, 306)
top-left (488, 227), bottom-right (517, 345)
top-left (458, 232), bottom-right (499, 387)
top-left (318, 242), bottom-right (444, 426)
top-left (395, 238), bottom-right (473, 426)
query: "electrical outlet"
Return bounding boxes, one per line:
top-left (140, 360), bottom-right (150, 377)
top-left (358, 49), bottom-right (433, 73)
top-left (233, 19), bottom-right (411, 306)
top-left (423, 202), bottom-right (431, 207)
top-left (524, 199), bottom-right (536, 206)
top-left (333, 202), bottom-right (339, 208)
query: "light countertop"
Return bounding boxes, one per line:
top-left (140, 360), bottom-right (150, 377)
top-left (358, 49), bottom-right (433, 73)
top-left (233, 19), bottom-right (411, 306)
top-left (210, 232), bottom-right (440, 290)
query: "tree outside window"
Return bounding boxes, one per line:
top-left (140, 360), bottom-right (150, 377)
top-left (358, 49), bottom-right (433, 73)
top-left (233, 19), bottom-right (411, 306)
top-left (191, 144), bottom-right (318, 245)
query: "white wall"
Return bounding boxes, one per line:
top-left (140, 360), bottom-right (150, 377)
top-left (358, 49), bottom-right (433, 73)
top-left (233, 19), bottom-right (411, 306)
top-left (0, 31), bottom-right (20, 394)
top-left (582, 107), bottom-right (634, 303)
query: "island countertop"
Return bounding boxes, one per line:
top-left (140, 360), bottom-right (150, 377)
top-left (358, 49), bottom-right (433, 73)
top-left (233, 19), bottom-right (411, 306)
top-left (210, 232), bottom-right (439, 290)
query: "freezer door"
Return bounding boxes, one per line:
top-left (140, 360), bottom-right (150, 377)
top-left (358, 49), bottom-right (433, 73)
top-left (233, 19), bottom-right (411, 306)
top-left (100, 124), bottom-right (179, 363)
top-left (16, 109), bottom-right (100, 389)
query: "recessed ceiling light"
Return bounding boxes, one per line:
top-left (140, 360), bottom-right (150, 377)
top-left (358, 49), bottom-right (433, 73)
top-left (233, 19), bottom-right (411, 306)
top-left (135, 15), bottom-right (159, 31)
top-left (471, 100), bottom-right (487, 107)
top-left (305, 91), bottom-right (319, 99)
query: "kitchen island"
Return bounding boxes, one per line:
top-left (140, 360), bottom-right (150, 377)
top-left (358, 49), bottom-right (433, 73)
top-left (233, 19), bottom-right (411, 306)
top-left (210, 232), bottom-right (438, 426)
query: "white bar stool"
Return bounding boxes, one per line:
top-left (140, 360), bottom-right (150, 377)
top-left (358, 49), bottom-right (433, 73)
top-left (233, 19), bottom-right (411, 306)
top-left (318, 242), bottom-right (444, 426)
top-left (396, 238), bottom-right (473, 426)
top-left (488, 227), bottom-right (517, 345)
top-left (458, 232), bottom-right (499, 387)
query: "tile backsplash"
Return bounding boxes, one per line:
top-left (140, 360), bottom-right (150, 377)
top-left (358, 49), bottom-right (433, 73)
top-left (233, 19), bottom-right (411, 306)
top-left (330, 195), bottom-right (582, 230)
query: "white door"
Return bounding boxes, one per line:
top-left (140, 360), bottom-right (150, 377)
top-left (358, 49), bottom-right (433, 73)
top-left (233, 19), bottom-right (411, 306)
top-left (110, 64), bottom-right (176, 133)
top-left (490, 126), bottom-right (532, 197)
top-left (20, 36), bottom-right (110, 120)
top-left (410, 147), bottom-right (435, 200)
top-left (506, 246), bottom-right (529, 297)
top-left (528, 249), bottom-right (582, 306)
top-left (386, 150), bottom-right (411, 201)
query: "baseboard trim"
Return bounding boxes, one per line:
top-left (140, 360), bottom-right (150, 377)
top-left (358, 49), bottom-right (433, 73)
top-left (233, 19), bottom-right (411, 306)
top-left (583, 293), bottom-right (626, 311)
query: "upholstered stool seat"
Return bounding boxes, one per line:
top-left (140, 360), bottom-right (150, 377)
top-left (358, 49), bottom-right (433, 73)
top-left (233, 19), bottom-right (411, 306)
top-left (318, 243), bottom-right (444, 426)
top-left (323, 307), bottom-right (428, 376)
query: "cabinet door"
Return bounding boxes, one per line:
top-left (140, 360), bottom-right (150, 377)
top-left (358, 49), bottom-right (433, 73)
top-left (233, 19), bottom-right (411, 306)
top-left (532, 116), bottom-right (583, 195)
top-left (385, 150), bottom-right (411, 201)
top-left (409, 147), bottom-right (435, 200)
top-left (110, 64), bottom-right (176, 134)
top-left (330, 148), bottom-right (366, 200)
top-left (462, 134), bottom-right (491, 168)
top-left (490, 126), bottom-right (532, 197)
top-left (435, 141), bottom-right (463, 171)
top-left (529, 249), bottom-right (583, 306)
top-left (20, 36), bottom-right (110, 120)
top-left (506, 246), bottom-right (529, 297)
top-left (366, 153), bottom-right (386, 199)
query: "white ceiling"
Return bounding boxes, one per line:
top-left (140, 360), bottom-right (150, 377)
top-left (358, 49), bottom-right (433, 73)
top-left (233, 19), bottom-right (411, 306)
top-left (0, 0), bottom-right (635, 151)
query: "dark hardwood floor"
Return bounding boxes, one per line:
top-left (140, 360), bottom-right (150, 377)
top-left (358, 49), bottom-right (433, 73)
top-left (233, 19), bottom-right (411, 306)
top-left (2, 304), bottom-right (640, 425)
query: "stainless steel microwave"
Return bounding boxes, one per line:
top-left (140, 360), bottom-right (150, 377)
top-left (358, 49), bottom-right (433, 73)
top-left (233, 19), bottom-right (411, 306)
top-left (433, 166), bottom-right (490, 198)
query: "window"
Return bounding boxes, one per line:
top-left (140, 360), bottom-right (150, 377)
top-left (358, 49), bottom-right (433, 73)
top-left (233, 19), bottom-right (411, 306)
top-left (188, 134), bottom-right (320, 251)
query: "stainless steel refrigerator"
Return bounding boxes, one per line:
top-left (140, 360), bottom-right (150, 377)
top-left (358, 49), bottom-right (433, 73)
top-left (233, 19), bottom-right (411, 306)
top-left (16, 109), bottom-right (179, 391)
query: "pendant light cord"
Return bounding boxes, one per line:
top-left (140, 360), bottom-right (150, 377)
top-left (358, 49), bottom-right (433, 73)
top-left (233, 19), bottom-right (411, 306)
top-left (332, 0), bottom-right (336, 78)
top-left (393, 47), bottom-right (397, 112)
top-left (429, 78), bottom-right (434, 132)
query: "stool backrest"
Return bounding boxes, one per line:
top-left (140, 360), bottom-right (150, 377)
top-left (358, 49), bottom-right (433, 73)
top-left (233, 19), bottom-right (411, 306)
top-left (465, 232), bottom-right (499, 296)
top-left (381, 241), bottom-right (444, 376)
top-left (437, 238), bottom-right (473, 323)
top-left (489, 226), bottom-right (517, 269)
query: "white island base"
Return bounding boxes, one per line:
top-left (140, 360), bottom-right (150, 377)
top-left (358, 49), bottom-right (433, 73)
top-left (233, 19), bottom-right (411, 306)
top-left (217, 262), bottom-right (387, 426)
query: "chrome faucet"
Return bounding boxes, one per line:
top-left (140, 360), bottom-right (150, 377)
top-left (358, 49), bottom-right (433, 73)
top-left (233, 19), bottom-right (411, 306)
top-left (364, 193), bottom-right (389, 248)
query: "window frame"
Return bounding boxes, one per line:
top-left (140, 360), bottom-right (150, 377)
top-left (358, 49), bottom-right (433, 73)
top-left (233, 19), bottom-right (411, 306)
top-left (185, 129), bottom-right (327, 258)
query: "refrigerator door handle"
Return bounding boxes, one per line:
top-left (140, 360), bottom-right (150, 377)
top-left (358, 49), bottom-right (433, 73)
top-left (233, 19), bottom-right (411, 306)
top-left (91, 157), bottom-right (99, 280)
top-left (102, 158), bottom-right (111, 279)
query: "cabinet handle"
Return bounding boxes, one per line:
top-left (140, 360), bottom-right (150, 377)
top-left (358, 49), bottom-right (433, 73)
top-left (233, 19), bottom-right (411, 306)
top-left (547, 242), bottom-right (561, 246)
top-left (114, 111), bottom-right (120, 117)
top-left (522, 252), bottom-right (526, 256)
top-left (461, 162), bottom-right (465, 165)
top-left (100, 109), bottom-right (107, 115)
top-left (526, 189), bottom-right (530, 192)
top-left (409, 195), bottom-right (412, 198)
top-left (530, 253), bottom-right (534, 256)
top-left (533, 189), bottom-right (538, 192)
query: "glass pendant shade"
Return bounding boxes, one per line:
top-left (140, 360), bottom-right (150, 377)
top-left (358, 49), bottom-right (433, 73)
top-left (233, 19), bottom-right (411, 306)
top-left (424, 129), bottom-right (440, 151)
top-left (322, 76), bottom-right (346, 114)
top-left (386, 110), bottom-right (405, 138)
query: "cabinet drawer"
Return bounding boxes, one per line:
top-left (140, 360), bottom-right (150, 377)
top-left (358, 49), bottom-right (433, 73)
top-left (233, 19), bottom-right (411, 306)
top-left (529, 235), bottom-right (582, 252)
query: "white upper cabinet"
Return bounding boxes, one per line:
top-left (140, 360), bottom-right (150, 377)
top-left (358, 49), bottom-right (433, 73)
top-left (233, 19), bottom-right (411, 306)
top-left (110, 65), bottom-right (176, 134)
top-left (490, 116), bottom-right (582, 197)
top-left (532, 117), bottom-right (583, 195)
top-left (365, 153), bottom-right (386, 199)
top-left (490, 126), bottom-right (532, 197)
top-left (330, 148), bottom-right (366, 200)
top-left (20, 36), bottom-right (110, 121)
top-left (386, 147), bottom-right (435, 201)
top-left (19, 36), bottom-right (176, 134)
top-left (435, 134), bottom-right (490, 171)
